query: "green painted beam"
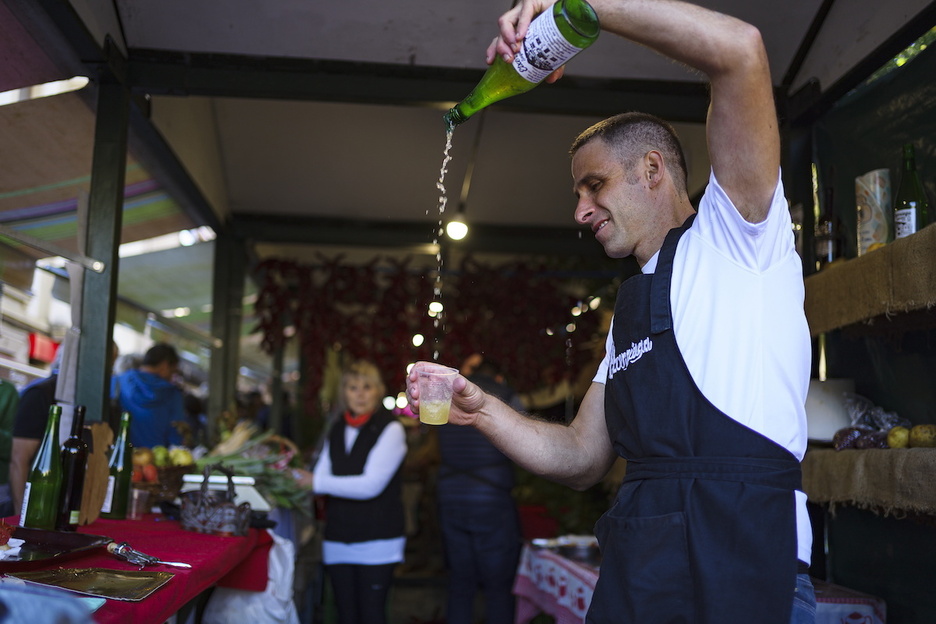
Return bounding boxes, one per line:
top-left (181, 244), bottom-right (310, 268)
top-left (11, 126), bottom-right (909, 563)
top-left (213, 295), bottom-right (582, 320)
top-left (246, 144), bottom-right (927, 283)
top-left (229, 214), bottom-right (607, 259)
top-left (75, 79), bottom-right (129, 424)
top-left (126, 50), bottom-right (712, 124)
top-left (208, 233), bottom-right (247, 445)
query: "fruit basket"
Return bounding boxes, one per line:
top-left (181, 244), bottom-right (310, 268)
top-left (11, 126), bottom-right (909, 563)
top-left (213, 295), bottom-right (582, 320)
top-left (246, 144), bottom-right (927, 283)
top-left (132, 446), bottom-right (197, 505)
top-left (133, 465), bottom-right (195, 505)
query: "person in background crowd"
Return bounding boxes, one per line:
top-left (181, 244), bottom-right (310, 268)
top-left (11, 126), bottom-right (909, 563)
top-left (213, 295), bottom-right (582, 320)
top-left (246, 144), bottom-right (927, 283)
top-left (256, 390), bottom-right (294, 439)
top-left (183, 394), bottom-right (208, 449)
top-left (292, 360), bottom-right (407, 624)
top-left (0, 378), bottom-right (21, 516)
top-left (112, 343), bottom-right (185, 449)
top-left (408, 0), bottom-right (814, 622)
top-left (9, 369), bottom-right (58, 516)
top-left (437, 355), bottom-right (524, 624)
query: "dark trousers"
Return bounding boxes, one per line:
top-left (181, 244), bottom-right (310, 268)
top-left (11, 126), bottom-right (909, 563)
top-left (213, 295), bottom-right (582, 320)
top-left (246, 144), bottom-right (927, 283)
top-left (325, 562), bottom-right (396, 624)
top-left (439, 501), bottom-right (522, 624)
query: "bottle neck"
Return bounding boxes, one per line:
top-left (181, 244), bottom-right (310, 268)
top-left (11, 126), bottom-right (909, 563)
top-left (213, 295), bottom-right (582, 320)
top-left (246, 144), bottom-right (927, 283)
top-left (444, 108), bottom-right (468, 130)
top-left (71, 408), bottom-right (86, 437)
top-left (46, 407), bottom-right (62, 436)
top-left (903, 145), bottom-right (916, 172)
top-left (117, 414), bottom-right (132, 441)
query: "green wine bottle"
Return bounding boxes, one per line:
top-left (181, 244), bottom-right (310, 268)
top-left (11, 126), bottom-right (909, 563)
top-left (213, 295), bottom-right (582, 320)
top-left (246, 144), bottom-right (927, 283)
top-left (56, 404), bottom-right (89, 531)
top-left (444, 0), bottom-right (600, 129)
top-left (893, 143), bottom-right (930, 238)
top-left (100, 411), bottom-right (133, 520)
top-left (20, 405), bottom-right (63, 530)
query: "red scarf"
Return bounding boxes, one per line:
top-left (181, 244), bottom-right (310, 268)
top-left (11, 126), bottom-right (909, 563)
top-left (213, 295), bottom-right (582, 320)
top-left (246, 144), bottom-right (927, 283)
top-left (343, 410), bottom-right (372, 428)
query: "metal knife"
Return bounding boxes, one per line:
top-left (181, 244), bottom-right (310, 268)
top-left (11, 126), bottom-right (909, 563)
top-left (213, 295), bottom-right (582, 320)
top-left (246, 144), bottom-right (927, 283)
top-left (107, 541), bottom-right (193, 569)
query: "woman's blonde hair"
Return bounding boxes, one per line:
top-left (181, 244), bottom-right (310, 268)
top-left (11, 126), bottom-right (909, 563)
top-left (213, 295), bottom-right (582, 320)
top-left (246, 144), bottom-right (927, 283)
top-left (339, 359), bottom-right (386, 410)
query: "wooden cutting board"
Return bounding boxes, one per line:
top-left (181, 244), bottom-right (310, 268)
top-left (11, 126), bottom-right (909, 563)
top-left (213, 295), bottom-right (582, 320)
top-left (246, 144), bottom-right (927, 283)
top-left (80, 422), bottom-right (114, 525)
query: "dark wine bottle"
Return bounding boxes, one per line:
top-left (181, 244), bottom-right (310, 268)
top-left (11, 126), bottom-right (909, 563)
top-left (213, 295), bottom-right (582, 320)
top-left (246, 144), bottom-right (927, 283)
top-left (100, 411), bottom-right (133, 519)
top-left (815, 170), bottom-right (841, 270)
top-left (20, 405), bottom-right (63, 530)
top-left (56, 405), bottom-right (89, 531)
top-left (893, 143), bottom-right (930, 238)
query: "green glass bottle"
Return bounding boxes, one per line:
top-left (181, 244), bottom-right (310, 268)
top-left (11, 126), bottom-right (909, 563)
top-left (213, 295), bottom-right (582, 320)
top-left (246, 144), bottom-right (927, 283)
top-left (20, 405), bottom-right (63, 530)
top-left (100, 411), bottom-right (133, 519)
top-left (893, 143), bottom-right (930, 239)
top-left (56, 404), bottom-right (88, 531)
top-left (444, 0), bottom-right (600, 129)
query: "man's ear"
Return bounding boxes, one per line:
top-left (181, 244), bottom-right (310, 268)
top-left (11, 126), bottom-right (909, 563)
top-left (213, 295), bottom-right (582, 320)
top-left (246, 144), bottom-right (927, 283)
top-left (646, 150), bottom-right (664, 188)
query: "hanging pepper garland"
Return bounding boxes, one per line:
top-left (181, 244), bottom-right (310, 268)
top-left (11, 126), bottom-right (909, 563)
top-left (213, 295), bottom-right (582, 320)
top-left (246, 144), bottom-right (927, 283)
top-left (253, 254), bottom-right (611, 424)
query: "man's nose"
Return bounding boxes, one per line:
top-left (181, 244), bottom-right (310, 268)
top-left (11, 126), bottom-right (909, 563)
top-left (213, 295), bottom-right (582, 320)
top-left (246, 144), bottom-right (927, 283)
top-left (574, 199), bottom-right (594, 225)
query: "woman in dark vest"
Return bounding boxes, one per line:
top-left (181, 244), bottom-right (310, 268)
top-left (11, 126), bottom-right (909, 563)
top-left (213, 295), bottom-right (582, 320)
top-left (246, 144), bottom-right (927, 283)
top-left (293, 360), bottom-right (407, 624)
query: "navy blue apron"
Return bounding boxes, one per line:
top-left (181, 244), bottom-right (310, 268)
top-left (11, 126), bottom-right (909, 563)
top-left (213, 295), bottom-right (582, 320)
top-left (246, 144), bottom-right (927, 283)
top-left (588, 215), bottom-right (801, 624)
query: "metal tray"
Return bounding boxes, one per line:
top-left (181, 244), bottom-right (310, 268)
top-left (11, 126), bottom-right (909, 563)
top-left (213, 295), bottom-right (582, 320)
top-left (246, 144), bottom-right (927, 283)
top-left (6, 567), bottom-right (173, 601)
top-left (0, 527), bottom-right (112, 570)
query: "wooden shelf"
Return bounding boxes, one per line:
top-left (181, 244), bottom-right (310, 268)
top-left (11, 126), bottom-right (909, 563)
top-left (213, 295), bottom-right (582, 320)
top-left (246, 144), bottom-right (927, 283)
top-left (802, 447), bottom-right (936, 515)
top-left (805, 224), bottom-right (936, 336)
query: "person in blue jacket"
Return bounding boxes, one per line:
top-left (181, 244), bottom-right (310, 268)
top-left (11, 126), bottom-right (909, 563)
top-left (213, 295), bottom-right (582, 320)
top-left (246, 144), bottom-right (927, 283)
top-left (113, 343), bottom-right (185, 449)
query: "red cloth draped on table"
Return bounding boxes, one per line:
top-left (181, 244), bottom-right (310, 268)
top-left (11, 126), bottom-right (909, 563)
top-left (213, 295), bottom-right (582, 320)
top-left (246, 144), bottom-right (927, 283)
top-left (4, 514), bottom-right (273, 624)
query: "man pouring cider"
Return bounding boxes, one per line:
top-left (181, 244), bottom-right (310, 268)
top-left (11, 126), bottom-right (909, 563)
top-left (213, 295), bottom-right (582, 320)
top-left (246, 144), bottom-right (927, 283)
top-left (408, 0), bottom-right (814, 622)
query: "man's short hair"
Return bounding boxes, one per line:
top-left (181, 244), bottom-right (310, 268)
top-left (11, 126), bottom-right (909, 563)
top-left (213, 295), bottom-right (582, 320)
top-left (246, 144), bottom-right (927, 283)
top-left (570, 111), bottom-right (689, 197)
top-left (142, 343), bottom-right (180, 367)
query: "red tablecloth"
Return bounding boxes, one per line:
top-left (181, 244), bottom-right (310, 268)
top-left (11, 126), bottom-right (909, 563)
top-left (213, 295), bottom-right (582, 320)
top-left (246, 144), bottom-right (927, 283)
top-left (3, 515), bottom-right (273, 624)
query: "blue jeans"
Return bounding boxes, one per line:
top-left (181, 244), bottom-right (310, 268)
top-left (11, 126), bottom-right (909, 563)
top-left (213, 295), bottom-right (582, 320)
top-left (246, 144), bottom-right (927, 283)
top-left (790, 574), bottom-right (817, 624)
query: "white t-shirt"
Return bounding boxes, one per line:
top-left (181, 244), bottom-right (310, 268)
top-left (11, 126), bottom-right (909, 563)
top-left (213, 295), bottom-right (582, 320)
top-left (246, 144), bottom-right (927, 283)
top-left (594, 170), bottom-right (812, 564)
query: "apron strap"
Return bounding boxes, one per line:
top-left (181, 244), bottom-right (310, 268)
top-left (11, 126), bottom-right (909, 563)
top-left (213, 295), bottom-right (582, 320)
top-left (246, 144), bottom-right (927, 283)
top-left (623, 455), bottom-right (802, 491)
top-left (650, 214), bottom-right (696, 335)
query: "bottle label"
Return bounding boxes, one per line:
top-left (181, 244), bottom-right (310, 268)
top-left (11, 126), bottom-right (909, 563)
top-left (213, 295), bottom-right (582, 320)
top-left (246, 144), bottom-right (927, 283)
top-left (68, 510), bottom-right (80, 525)
top-left (101, 476), bottom-right (116, 514)
top-left (894, 207), bottom-right (917, 238)
top-left (20, 482), bottom-right (31, 525)
top-left (513, 11), bottom-right (584, 84)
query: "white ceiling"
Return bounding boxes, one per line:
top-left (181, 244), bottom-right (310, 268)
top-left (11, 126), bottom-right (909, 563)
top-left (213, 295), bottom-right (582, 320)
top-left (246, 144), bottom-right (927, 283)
top-left (117, 0), bottom-right (933, 235)
top-left (1, 0), bottom-right (933, 362)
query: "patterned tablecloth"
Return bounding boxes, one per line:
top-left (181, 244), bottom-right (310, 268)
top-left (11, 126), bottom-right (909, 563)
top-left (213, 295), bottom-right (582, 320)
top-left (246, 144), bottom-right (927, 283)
top-left (513, 544), bottom-right (598, 624)
top-left (513, 542), bottom-right (886, 624)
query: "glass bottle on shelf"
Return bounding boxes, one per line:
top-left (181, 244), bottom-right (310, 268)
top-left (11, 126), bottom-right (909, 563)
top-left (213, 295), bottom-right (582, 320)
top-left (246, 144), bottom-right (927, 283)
top-left (100, 411), bottom-right (133, 519)
top-left (57, 404), bottom-right (89, 531)
top-left (893, 143), bottom-right (930, 239)
top-left (443, 0), bottom-right (600, 129)
top-left (20, 405), bottom-right (63, 530)
top-left (815, 174), bottom-right (841, 270)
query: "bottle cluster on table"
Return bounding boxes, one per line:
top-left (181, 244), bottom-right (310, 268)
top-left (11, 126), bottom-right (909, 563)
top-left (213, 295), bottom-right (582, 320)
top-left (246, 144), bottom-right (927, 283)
top-left (20, 405), bottom-right (134, 529)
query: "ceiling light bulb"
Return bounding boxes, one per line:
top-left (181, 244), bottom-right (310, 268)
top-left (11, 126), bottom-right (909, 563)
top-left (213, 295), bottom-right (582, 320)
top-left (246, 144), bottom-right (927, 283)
top-left (446, 216), bottom-right (468, 240)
